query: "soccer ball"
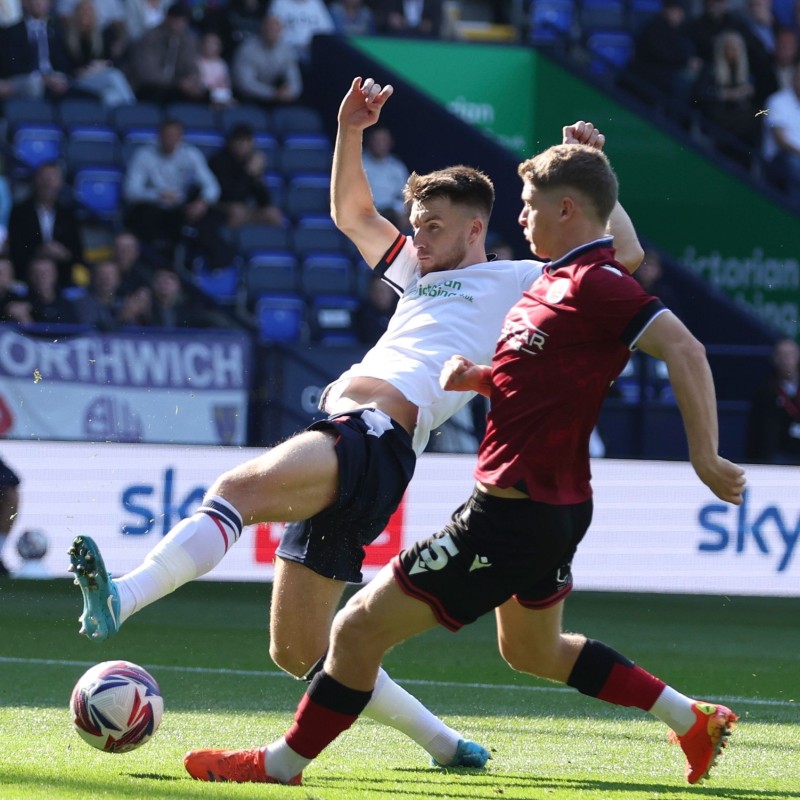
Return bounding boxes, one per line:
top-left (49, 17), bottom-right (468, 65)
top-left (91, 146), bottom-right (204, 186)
top-left (70, 660), bottom-right (164, 753)
top-left (16, 529), bottom-right (48, 560)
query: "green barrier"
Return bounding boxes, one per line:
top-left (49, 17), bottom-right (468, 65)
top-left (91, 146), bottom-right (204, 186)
top-left (351, 36), bottom-right (798, 340)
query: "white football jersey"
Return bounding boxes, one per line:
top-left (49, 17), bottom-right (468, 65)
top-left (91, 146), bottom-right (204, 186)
top-left (322, 236), bottom-right (543, 455)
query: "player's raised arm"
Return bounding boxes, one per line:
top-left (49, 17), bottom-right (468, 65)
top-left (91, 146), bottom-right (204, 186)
top-left (636, 311), bottom-right (746, 505)
top-left (562, 121), bottom-right (644, 274)
top-left (331, 77), bottom-right (403, 268)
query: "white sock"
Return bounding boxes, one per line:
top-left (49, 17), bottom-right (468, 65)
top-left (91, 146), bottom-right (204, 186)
top-left (264, 739), bottom-right (311, 783)
top-left (362, 668), bottom-right (461, 764)
top-left (648, 686), bottom-right (698, 735)
top-left (115, 496), bottom-right (242, 623)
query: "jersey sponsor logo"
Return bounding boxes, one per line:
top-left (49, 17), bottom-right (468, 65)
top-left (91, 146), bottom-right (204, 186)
top-left (499, 310), bottom-right (549, 356)
top-left (469, 554), bottom-right (492, 572)
top-left (546, 278), bottom-right (570, 304)
top-left (415, 277), bottom-right (474, 302)
top-left (409, 533), bottom-right (460, 575)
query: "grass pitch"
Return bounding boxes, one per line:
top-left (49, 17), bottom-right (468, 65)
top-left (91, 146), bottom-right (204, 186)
top-left (1, 578), bottom-right (798, 799)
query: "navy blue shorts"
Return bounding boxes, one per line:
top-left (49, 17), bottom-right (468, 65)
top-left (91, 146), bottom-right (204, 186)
top-left (276, 408), bottom-right (416, 583)
top-left (0, 458), bottom-right (20, 488)
top-left (393, 488), bottom-right (593, 631)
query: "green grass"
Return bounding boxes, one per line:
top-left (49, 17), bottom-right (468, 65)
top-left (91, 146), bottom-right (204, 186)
top-left (1, 579), bottom-right (798, 799)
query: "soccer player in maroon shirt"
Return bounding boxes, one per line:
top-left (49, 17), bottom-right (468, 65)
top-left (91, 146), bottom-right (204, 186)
top-left (185, 141), bottom-right (746, 787)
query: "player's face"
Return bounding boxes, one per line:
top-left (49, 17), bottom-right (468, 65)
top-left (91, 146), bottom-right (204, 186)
top-left (518, 181), bottom-right (560, 260)
top-left (409, 197), bottom-right (473, 275)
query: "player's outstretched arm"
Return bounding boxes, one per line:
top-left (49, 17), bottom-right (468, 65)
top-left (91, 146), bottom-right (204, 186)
top-left (331, 77), bottom-right (401, 268)
top-left (561, 121), bottom-right (644, 274)
top-left (636, 312), bottom-right (746, 505)
top-left (440, 355), bottom-right (493, 397)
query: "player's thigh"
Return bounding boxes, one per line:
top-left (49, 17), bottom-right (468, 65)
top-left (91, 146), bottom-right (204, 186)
top-left (211, 430), bottom-right (339, 522)
top-left (269, 557), bottom-right (347, 675)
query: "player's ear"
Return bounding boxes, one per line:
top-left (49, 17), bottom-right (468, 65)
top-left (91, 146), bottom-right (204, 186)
top-left (468, 216), bottom-right (484, 243)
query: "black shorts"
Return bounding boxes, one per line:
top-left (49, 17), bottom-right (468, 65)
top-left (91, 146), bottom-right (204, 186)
top-left (0, 458), bottom-right (20, 488)
top-left (276, 408), bottom-right (416, 583)
top-left (393, 488), bottom-right (593, 631)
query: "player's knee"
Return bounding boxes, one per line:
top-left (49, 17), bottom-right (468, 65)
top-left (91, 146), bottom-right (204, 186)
top-left (330, 595), bottom-right (378, 654)
top-left (499, 637), bottom-right (553, 677)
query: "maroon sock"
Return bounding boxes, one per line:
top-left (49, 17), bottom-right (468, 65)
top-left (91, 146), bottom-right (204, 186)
top-left (284, 671), bottom-right (372, 759)
top-left (567, 639), bottom-right (665, 711)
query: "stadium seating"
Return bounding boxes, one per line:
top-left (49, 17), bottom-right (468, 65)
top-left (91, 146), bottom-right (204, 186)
top-left (308, 294), bottom-right (360, 343)
top-left (246, 253), bottom-right (301, 299)
top-left (292, 218), bottom-right (351, 257)
top-left (219, 104), bottom-right (271, 134)
top-left (285, 175), bottom-right (331, 221)
top-left (237, 223), bottom-right (292, 255)
top-left (255, 292), bottom-right (306, 342)
top-left (12, 125), bottom-right (63, 174)
top-left (271, 106), bottom-right (325, 138)
top-left (528, 0), bottom-right (575, 45)
top-left (300, 254), bottom-right (355, 296)
top-left (194, 264), bottom-right (241, 304)
top-left (585, 29), bottom-right (634, 77)
top-left (72, 168), bottom-right (125, 222)
top-left (579, 0), bottom-right (626, 33)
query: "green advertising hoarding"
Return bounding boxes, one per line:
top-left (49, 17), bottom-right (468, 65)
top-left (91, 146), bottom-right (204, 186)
top-left (351, 37), bottom-right (798, 339)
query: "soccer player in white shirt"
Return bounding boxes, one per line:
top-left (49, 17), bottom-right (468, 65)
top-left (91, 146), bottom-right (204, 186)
top-left (69, 76), bottom-right (643, 769)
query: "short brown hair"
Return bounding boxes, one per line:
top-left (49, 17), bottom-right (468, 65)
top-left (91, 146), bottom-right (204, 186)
top-left (518, 144), bottom-right (618, 224)
top-left (403, 165), bottom-right (494, 219)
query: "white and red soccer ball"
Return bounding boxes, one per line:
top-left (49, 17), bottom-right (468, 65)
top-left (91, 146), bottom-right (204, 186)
top-left (70, 660), bottom-right (163, 753)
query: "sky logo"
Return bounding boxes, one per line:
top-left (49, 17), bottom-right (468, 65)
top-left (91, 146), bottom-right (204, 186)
top-left (121, 468), bottom-right (205, 536)
top-left (698, 489), bottom-right (800, 572)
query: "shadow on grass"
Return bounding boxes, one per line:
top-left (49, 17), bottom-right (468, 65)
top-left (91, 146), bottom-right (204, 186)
top-left (313, 771), bottom-right (800, 799)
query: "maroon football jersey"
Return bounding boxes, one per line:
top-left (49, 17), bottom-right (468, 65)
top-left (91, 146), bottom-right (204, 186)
top-left (475, 240), bottom-right (665, 504)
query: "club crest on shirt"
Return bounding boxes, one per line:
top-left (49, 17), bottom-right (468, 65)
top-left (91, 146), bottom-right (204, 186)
top-left (546, 278), bottom-right (570, 304)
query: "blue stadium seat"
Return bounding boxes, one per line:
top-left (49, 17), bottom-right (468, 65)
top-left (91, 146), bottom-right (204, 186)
top-left (627, 0), bottom-right (661, 30)
top-left (528, 0), bottom-right (575, 45)
top-left (12, 125), bottom-right (63, 173)
top-left (292, 219), bottom-right (350, 257)
top-left (165, 102), bottom-right (218, 130)
top-left (65, 138), bottom-right (122, 174)
top-left (255, 292), bottom-right (306, 342)
top-left (237, 223), bottom-right (292, 255)
top-left (301, 254), bottom-right (354, 296)
top-left (73, 168), bottom-right (125, 221)
top-left (246, 253), bottom-right (300, 298)
top-left (264, 172), bottom-right (285, 209)
top-left (586, 30), bottom-right (634, 76)
top-left (58, 98), bottom-right (111, 131)
top-left (4, 98), bottom-right (57, 137)
top-left (309, 294), bottom-right (359, 342)
top-left (220, 104), bottom-right (272, 134)
top-left (111, 102), bottom-right (162, 134)
top-left (280, 142), bottom-right (333, 177)
top-left (182, 129), bottom-right (226, 157)
top-left (195, 265), bottom-right (241, 304)
top-left (579, 0), bottom-right (626, 33)
top-left (271, 106), bottom-right (324, 138)
top-left (285, 175), bottom-right (331, 221)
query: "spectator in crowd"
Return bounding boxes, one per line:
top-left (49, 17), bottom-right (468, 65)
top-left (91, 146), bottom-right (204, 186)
top-left (375, 0), bottom-right (443, 38)
top-left (73, 259), bottom-right (124, 329)
top-left (148, 265), bottom-right (206, 327)
top-left (26, 254), bottom-right (79, 323)
top-left (8, 162), bottom-right (84, 288)
top-left (354, 272), bottom-right (397, 345)
top-left (0, 0), bottom-right (74, 101)
top-left (624, 0), bottom-right (701, 112)
top-left (112, 230), bottom-right (154, 294)
top-left (123, 0), bottom-right (170, 41)
top-left (746, 337), bottom-right (800, 464)
top-left (123, 118), bottom-right (224, 261)
top-left (209, 123), bottom-right (285, 229)
top-left (773, 27), bottom-right (799, 90)
top-left (762, 61), bottom-right (800, 201)
top-left (0, 257), bottom-right (33, 324)
top-left (197, 30), bottom-right (233, 105)
top-left (232, 13), bottom-right (302, 105)
top-left (693, 30), bottom-right (761, 162)
top-left (228, 0), bottom-right (268, 51)
top-left (330, 0), bottom-right (375, 35)
top-left (63, 0), bottom-right (135, 105)
top-left (0, 456), bottom-right (22, 578)
top-left (739, 0), bottom-right (780, 105)
top-left (116, 282), bottom-right (153, 325)
top-left (125, 1), bottom-right (204, 103)
top-left (268, 0), bottom-right (334, 62)
top-left (686, 0), bottom-right (750, 63)
top-left (361, 126), bottom-right (409, 230)
top-left (56, 0), bottom-right (128, 61)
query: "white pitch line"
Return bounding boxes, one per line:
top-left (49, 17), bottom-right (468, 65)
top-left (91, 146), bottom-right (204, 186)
top-left (0, 656), bottom-right (795, 709)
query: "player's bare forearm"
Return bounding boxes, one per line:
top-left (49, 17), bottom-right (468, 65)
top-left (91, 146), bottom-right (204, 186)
top-left (332, 77), bottom-right (400, 266)
top-left (440, 356), bottom-right (493, 396)
top-left (606, 202), bottom-right (644, 274)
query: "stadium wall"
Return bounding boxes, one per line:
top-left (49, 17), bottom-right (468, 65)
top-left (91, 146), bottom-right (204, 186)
top-left (3, 440), bottom-right (797, 596)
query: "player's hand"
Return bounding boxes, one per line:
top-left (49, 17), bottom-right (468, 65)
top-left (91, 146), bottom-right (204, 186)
top-left (440, 355), bottom-right (492, 396)
top-left (562, 121), bottom-right (605, 150)
top-left (692, 455), bottom-right (746, 505)
top-left (338, 76), bottom-right (394, 131)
